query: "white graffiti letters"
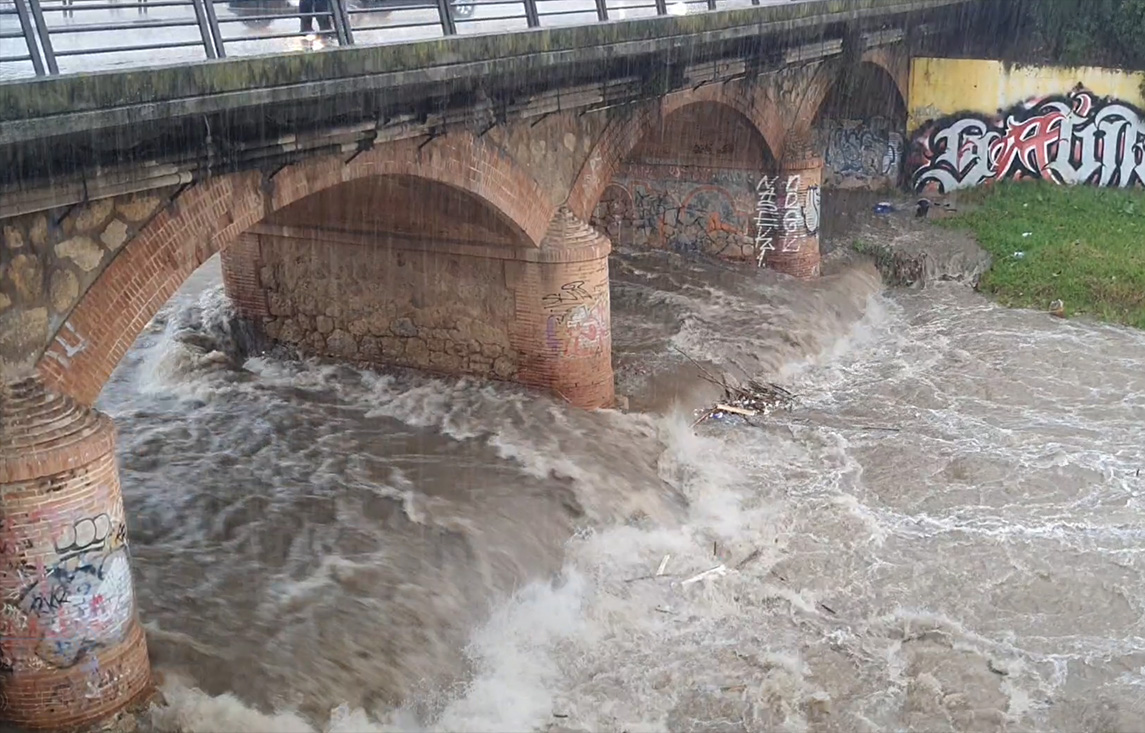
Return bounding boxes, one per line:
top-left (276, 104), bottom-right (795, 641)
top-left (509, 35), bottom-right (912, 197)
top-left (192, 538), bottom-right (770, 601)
top-left (754, 175), bottom-right (779, 266)
top-left (781, 175), bottom-right (805, 253)
top-left (913, 89), bottom-right (1145, 192)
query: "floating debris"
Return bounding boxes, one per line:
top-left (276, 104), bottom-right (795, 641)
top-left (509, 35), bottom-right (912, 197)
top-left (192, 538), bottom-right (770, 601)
top-left (680, 564), bottom-right (728, 587)
top-left (673, 344), bottom-right (795, 426)
top-left (691, 379), bottom-right (796, 427)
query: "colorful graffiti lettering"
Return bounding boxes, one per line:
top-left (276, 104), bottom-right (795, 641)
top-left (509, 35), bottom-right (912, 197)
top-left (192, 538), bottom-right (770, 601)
top-left (815, 117), bottom-right (904, 188)
top-left (544, 278), bottom-right (611, 359)
top-left (2, 512), bottom-right (135, 671)
top-left (591, 165), bottom-right (757, 259)
top-left (911, 87), bottom-right (1145, 192)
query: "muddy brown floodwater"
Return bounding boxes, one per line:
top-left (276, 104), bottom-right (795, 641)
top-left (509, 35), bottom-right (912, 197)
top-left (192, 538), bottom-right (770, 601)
top-left (94, 195), bottom-right (1145, 733)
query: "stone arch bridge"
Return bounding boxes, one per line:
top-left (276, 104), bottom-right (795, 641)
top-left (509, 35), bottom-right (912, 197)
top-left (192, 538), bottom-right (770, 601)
top-left (0, 0), bottom-right (981, 728)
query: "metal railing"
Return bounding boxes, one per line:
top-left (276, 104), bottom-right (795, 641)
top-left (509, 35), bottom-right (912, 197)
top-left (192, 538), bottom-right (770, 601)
top-left (0, 0), bottom-right (773, 80)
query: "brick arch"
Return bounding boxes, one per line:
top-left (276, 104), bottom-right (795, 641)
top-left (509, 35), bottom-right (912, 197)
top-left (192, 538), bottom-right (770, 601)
top-left (35, 131), bottom-right (554, 405)
top-left (860, 47), bottom-right (910, 110)
top-left (798, 52), bottom-right (909, 132)
top-left (566, 82), bottom-right (784, 220)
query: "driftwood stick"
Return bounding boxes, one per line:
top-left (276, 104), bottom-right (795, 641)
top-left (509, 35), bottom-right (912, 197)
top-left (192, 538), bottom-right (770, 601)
top-left (670, 345), bottom-right (727, 387)
top-left (691, 408), bottom-right (716, 427)
top-left (715, 403), bottom-right (757, 417)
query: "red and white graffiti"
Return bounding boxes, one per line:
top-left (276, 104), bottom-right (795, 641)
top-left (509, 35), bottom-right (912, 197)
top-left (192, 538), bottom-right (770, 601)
top-left (912, 87), bottom-right (1145, 192)
top-left (544, 278), bottom-right (611, 359)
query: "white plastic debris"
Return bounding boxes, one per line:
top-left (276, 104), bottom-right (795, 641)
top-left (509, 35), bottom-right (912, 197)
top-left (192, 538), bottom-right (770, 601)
top-left (680, 564), bottom-right (728, 587)
top-left (656, 554), bottom-right (671, 577)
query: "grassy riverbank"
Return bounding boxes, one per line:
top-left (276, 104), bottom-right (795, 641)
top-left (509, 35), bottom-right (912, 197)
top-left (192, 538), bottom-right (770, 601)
top-left (939, 182), bottom-right (1145, 329)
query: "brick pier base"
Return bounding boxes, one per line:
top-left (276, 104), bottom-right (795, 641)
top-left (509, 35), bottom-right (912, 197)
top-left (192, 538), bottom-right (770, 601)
top-left (221, 207), bottom-right (615, 409)
top-left (766, 139), bottom-right (823, 278)
top-left (511, 207), bottom-right (615, 409)
top-left (0, 379), bottom-right (151, 731)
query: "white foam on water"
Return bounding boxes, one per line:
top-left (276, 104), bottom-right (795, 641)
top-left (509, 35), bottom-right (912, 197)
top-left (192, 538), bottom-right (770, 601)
top-left (97, 248), bottom-right (1145, 733)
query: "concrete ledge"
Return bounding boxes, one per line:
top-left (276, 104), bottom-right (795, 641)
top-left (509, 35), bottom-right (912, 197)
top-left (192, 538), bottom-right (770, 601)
top-left (0, 0), bottom-right (973, 142)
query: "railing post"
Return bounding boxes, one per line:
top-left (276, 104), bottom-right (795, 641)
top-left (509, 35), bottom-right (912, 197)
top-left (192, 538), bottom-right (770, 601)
top-left (330, 0), bottom-right (354, 46)
top-left (202, 0), bottom-right (226, 58)
top-left (189, 0), bottom-right (219, 59)
top-left (706, 0), bottom-right (716, 10)
top-left (523, 0), bottom-right (539, 27)
top-left (654, 0), bottom-right (667, 15)
top-left (594, 0), bottom-right (607, 21)
top-left (436, 0), bottom-right (457, 35)
top-left (25, 0), bottom-right (57, 74)
top-left (11, 0), bottom-right (45, 76)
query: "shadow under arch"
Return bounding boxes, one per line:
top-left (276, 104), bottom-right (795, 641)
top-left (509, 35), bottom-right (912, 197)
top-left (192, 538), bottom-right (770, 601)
top-left (566, 84), bottom-right (783, 223)
top-left (806, 57), bottom-right (910, 190)
top-left (571, 92), bottom-right (780, 261)
top-left (36, 132), bottom-right (554, 404)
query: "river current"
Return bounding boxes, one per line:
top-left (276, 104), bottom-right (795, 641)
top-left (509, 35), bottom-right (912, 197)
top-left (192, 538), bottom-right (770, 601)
top-left (96, 220), bottom-right (1145, 732)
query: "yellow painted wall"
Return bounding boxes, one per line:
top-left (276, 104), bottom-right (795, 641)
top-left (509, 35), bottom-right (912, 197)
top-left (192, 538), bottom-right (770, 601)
top-left (907, 58), bottom-right (1145, 133)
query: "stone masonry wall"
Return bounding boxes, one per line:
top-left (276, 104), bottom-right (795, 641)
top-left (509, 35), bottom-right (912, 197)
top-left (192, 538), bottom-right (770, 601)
top-left (241, 231), bottom-right (520, 380)
top-left (0, 191), bottom-right (173, 379)
top-left (592, 165), bottom-right (760, 260)
top-left (813, 117), bottom-right (905, 190)
top-left (589, 100), bottom-right (773, 261)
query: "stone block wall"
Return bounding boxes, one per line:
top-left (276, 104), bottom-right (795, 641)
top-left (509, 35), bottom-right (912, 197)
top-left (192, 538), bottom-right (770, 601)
top-left (225, 230), bottom-right (521, 381)
top-left (592, 164), bottom-right (759, 260)
top-left (587, 98), bottom-right (775, 262)
top-left (0, 191), bottom-right (172, 379)
top-left (813, 117), bottom-right (905, 190)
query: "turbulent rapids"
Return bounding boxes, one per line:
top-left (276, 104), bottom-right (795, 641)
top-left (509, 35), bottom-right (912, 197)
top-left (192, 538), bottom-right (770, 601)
top-left (97, 232), bottom-right (1145, 733)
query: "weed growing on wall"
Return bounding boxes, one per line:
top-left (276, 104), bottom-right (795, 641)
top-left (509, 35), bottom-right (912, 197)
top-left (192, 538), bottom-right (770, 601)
top-left (938, 182), bottom-right (1145, 328)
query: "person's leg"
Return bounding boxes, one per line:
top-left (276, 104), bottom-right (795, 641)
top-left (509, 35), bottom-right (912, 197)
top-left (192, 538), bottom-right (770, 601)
top-left (316, 0), bottom-right (333, 32)
top-left (299, 0), bottom-right (314, 33)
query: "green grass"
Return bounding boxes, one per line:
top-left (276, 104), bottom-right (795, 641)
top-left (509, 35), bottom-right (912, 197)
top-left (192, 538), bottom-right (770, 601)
top-left (937, 181), bottom-right (1145, 329)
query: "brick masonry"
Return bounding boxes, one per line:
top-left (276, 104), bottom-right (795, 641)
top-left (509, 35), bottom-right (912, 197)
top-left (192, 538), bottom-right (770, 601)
top-left (0, 379), bottom-right (152, 730)
top-left (590, 103), bottom-right (776, 260)
top-left (223, 206), bottom-right (615, 409)
top-left (0, 57), bottom-right (897, 405)
top-left (228, 230), bottom-right (522, 383)
top-left (764, 139), bottom-right (825, 279)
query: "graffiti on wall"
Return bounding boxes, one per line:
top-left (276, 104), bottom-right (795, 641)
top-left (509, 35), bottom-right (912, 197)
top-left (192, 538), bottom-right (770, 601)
top-left (1, 511), bottom-right (135, 672)
top-left (753, 175), bottom-right (820, 266)
top-left (591, 164), bottom-right (758, 260)
top-left (544, 278), bottom-right (611, 359)
top-left (911, 86), bottom-right (1145, 192)
top-left (754, 175), bottom-right (779, 266)
top-left (814, 117), bottom-right (905, 188)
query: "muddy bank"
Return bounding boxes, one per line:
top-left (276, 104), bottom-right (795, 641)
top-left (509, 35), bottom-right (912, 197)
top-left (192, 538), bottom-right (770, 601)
top-left (823, 189), bottom-right (992, 288)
